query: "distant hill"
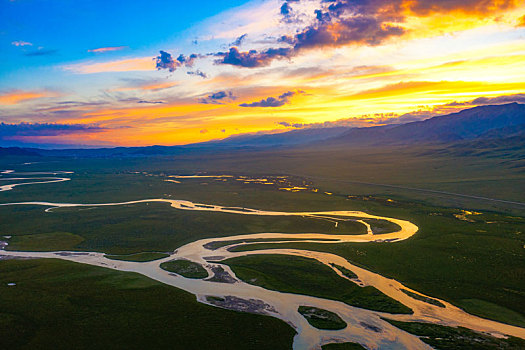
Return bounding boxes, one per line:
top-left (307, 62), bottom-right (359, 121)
top-left (1, 103), bottom-right (523, 158)
top-left (0, 147), bottom-right (40, 157)
top-left (197, 126), bottom-right (350, 148)
top-left (34, 145), bottom-right (189, 158)
top-left (5, 127), bottom-right (352, 158)
top-left (329, 103), bottom-right (525, 146)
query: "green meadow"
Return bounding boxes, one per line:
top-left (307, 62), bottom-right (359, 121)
top-left (0, 143), bottom-right (524, 347)
top-left (224, 254), bottom-right (412, 314)
top-left (0, 259), bottom-right (295, 349)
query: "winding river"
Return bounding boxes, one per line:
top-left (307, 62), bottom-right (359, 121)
top-left (1, 170), bottom-right (524, 349)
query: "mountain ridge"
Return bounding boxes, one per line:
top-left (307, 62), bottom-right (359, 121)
top-left (1, 103), bottom-right (523, 157)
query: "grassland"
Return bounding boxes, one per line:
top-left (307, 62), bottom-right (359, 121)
top-left (6, 232), bottom-right (84, 251)
top-left (227, 203), bottom-right (525, 327)
top-left (1, 146), bottom-right (524, 335)
top-left (0, 259), bottom-right (295, 349)
top-left (1, 161), bottom-right (523, 327)
top-left (160, 260), bottom-right (208, 279)
top-left (0, 203), bottom-right (364, 255)
top-left (223, 254), bottom-right (412, 314)
top-left (2, 141), bottom-right (523, 214)
top-left (383, 319), bottom-right (525, 349)
top-left (298, 306), bottom-right (347, 330)
top-left (330, 263), bottom-right (358, 279)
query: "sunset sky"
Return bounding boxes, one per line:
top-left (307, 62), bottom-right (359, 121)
top-left (1, 0), bottom-right (524, 147)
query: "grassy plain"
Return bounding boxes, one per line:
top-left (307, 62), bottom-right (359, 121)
top-left (228, 206), bottom-right (525, 327)
top-left (0, 203), bottom-right (364, 254)
top-left (298, 306), bottom-right (347, 330)
top-left (330, 263), bottom-right (358, 279)
top-left (223, 254), bottom-right (412, 314)
top-left (384, 319), bottom-right (525, 349)
top-left (0, 259), bottom-right (295, 349)
top-left (1, 143), bottom-right (524, 335)
top-left (160, 260), bottom-right (208, 278)
top-left (7, 232), bottom-right (84, 251)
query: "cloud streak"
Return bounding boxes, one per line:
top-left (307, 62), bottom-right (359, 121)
top-left (0, 90), bottom-right (56, 105)
top-left (63, 57), bottom-right (155, 74)
top-left (88, 46), bottom-right (127, 53)
top-left (113, 79), bottom-right (178, 92)
top-left (24, 49), bottom-right (57, 57)
top-left (11, 41), bottom-right (32, 47)
top-left (0, 122), bottom-right (106, 137)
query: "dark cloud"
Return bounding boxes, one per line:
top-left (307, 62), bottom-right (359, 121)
top-left (55, 100), bottom-right (107, 107)
top-left (231, 34), bottom-right (248, 47)
top-left (215, 47), bottom-right (292, 68)
top-left (280, 0), bottom-right (303, 24)
top-left (276, 110), bottom-right (433, 129)
top-left (293, 17), bottom-right (405, 50)
top-left (217, 1), bottom-right (405, 68)
top-left (278, 0), bottom-right (406, 54)
top-left (217, 0), bottom-right (519, 69)
top-left (177, 53), bottom-right (198, 67)
top-left (239, 90), bottom-right (300, 107)
top-left (0, 123), bottom-right (105, 138)
top-left (280, 2), bottom-right (292, 16)
top-left (200, 129), bottom-right (208, 134)
top-left (24, 49), bottom-right (58, 57)
top-left (445, 94), bottom-right (525, 106)
top-left (210, 91), bottom-right (228, 100)
top-left (155, 50), bottom-right (178, 72)
top-left (187, 70), bottom-right (208, 79)
top-left (198, 91), bottom-right (236, 104)
top-left (155, 51), bottom-right (201, 72)
top-left (277, 121), bottom-right (305, 128)
top-left (137, 100), bottom-right (166, 104)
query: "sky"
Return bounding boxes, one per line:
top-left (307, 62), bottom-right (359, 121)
top-left (0, 0), bottom-right (524, 148)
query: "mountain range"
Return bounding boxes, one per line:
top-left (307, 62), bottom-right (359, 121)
top-left (1, 103), bottom-right (524, 158)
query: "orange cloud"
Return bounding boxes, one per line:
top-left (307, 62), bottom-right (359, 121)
top-left (0, 90), bottom-right (55, 105)
top-left (88, 46), bottom-right (127, 53)
top-left (518, 14), bottom-right (525, 26)
top-left (337, 81), bottom-right (525, 106)
top-left (63, 57), bottom-right (155, 74)
top-left (402, 0), bottom-right (522, 16)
